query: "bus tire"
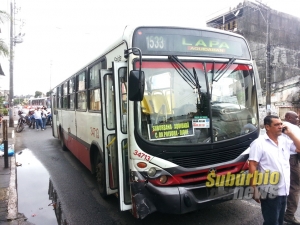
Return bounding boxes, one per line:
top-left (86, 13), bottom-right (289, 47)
top-left (96, 154), bottom-right (108, 199)
top-left (60, 130), bottom-right (68, 151)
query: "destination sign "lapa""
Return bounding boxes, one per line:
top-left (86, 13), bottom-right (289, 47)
top-left (132, 27), bottom-right (250, 59)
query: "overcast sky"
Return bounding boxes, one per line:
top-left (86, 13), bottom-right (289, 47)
top-left (0, 0), bottom-right (299, 96)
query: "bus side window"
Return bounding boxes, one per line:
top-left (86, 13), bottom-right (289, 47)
top-left (76, 72), bottom-right (87, 110)
top-left (57, 87), bottom-right (61, 109)
top-left (104, 74), bottom-right (115, 129)
top-left (119, 67), bottom-right (127, 133)
top-left (69, 78), bottom-right (75, 110)
top-left (90, 89), bottom-right (101, 111)
top-left (89, 63), bottom-right (102, 111)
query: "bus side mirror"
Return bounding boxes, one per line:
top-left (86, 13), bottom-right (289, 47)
top-left (128, 70), bottom-right (145, 101)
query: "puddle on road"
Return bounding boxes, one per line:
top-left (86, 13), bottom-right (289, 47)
top-left (48, 179), bottom-right (68, 225)
top-left (17, 148), bottom-right (67, 225)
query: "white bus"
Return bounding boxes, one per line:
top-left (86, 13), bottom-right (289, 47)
top-left (51, 26), bottom-right (261, 219)
top-left (28, 97), bottom-right (50, 109)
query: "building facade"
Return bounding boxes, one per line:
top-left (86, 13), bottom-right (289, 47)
top-left (207, 0), bottom-right (300, 118)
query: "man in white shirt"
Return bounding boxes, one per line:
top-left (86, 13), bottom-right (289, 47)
top-left (249, 115), bottom-right (300, 225)
top-left (33, 107), bottom-right (43, 131)
top-left (284, 111), bottom-right (300, 225)
top-left (41, 106), bottom-right (48, 130)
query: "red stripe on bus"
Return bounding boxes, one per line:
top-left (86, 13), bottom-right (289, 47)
top-left (64, 131), bottom-right (92, 171)
top-left (135, 61), bottom-right (250, 71)
top-left (147, 161), bottom-right (246, 186)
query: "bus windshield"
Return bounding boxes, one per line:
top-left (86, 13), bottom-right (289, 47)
top-left (136, 60), bottom-right (258, 144)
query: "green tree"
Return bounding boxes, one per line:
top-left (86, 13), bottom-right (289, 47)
top-left (0, 10), bottom-right (9, 57)
top-left (0, 95), bottom-right (8, 115)
top-left (46, 91), bottom-right (53, 97)
top-left (13, 98), bottom-right (24, 105)
top-left (34, 91), bottom-right (43, 98)
top-left (0, 95), bottom-right (4, 108)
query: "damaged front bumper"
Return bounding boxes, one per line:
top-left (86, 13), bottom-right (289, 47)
top-left (130, 171), bottom-right (238, 219)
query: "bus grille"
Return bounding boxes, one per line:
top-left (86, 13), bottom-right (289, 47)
top-left (168, 147), bottom-right (246, 168)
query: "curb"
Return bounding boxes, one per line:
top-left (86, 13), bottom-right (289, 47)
top-left (1, 118), bottom-right (33, 224)
top-left (7, 154), bottom-right (17, 220)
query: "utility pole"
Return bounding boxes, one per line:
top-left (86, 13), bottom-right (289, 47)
top-left (255, 0), bottom-right (271, 115)
top-left (265, 8), bottom-right (271, 115)
top-left (8, 0), bottom-right (24, 127)
top-left (50, 60), bottom-right (52, 92)
top-left (9, 1), bottom-right (14, 127)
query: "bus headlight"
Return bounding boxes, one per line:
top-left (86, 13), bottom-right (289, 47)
top-left (159, 175), bottom-right (168, 184)
top-left (147, 167), bottom-right (157, 177)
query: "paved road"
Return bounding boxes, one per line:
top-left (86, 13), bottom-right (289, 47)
top-left (13, 126), bottom-right (275, 225)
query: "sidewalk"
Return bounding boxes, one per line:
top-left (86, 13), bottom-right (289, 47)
top-left (0, 116), bottom-right (31, 224)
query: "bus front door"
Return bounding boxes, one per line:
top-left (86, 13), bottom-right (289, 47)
top-left (113, 62), bottom-right (132, 211)
top-left (101, 70), bottom-right (118, 197)
top-left (51, 94), bottom-right (58, 138)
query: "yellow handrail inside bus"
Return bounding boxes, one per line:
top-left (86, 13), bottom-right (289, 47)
top-left (107, 137), bottom-right (116, 148)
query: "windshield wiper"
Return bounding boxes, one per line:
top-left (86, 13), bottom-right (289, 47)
top-left (168, 55), bottom-right (198, 89)
top-left (213, 58), bottom-right (236, 82)
top-left (193, 67), bottom-right (201, 97)
top-left (169, 55), bottom-right (203, 113)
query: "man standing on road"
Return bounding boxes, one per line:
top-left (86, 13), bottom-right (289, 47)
top-left (284, 111), bottom-right (300, 225)
top-left (34, 107), bottom-right (43, 131)
top-left (249, 115), bottom-right (300, 225)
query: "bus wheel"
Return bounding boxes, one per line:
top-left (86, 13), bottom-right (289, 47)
top-left (60, 131), bottom-right (68, 151)
top-left (96, 159), bottom-right (107, 199)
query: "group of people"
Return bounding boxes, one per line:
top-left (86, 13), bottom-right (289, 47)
top-left (30, 106), bottom-right (51, 131)
top-left (249, 111), bottom-right (300, 225)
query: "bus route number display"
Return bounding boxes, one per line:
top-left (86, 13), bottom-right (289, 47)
top-left (146, 35), bottom-right (167, 51)
top-left (148, 121), bottom-right (194, 141)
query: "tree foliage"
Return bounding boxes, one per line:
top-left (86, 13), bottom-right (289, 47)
top-left (0, 95), bottom-right (4, 108)
top-left (0, 95), bottom-right (8, 115)
top-left (46, 91), bottom-right (53, 97)
top-left (34, 91), bottom-right (43, 98)
top-left (0, 10), bottom-right (10, 57)
top-left (13, 98), bottom-right (24, 105)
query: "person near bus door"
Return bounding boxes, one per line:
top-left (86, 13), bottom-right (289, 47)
top-left (283, 111), bottom-right (300, 225)
top-left (28, 108), bottom-right (35, 123)
top-left (34, 107), bottom-right (43, 131)
top-left (41, 106), bottom-right (47, 130)
top-left (249, 115), bottom-right (300, 225)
